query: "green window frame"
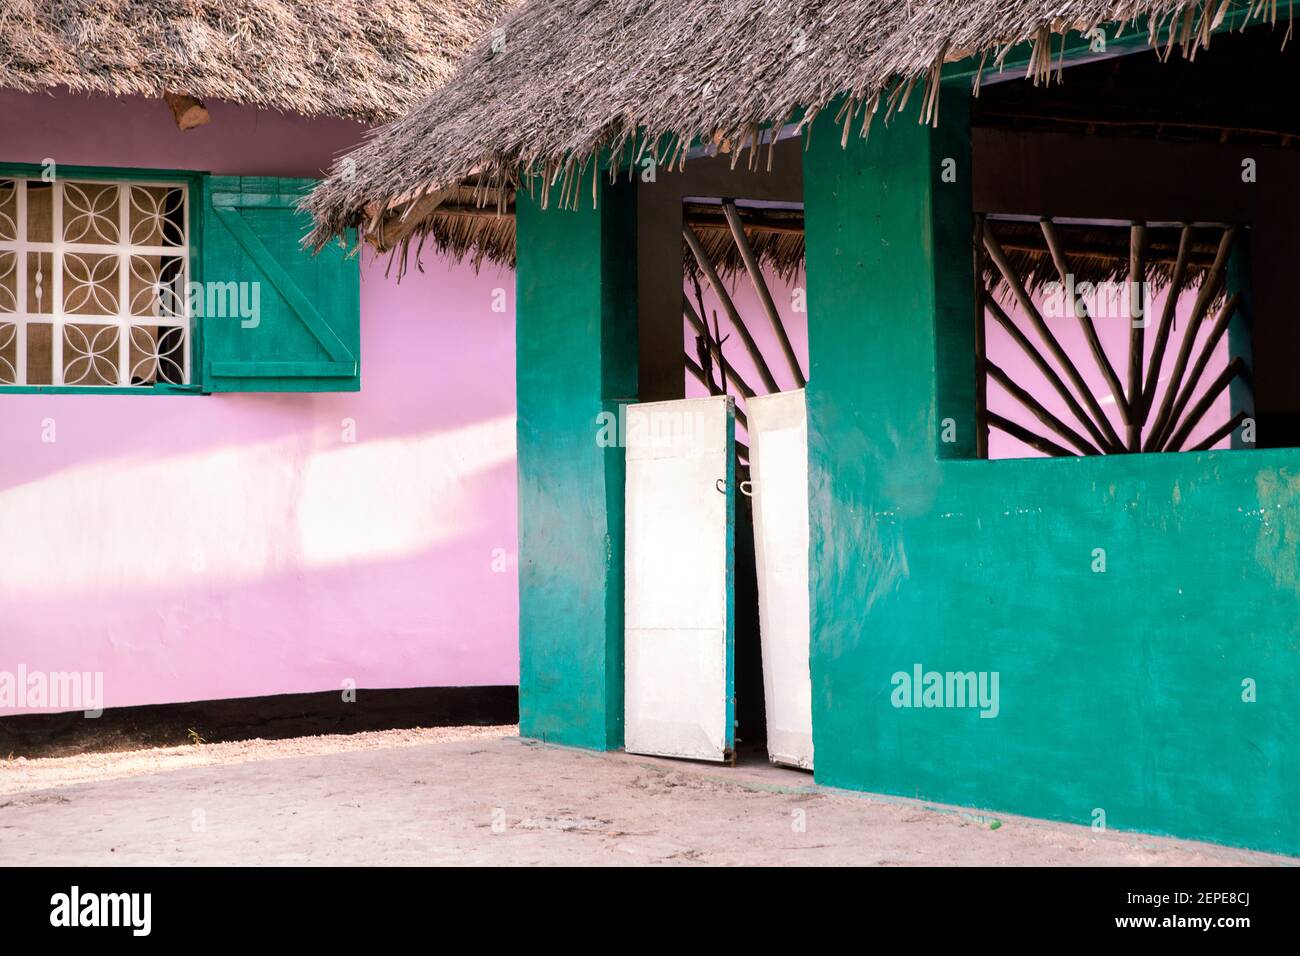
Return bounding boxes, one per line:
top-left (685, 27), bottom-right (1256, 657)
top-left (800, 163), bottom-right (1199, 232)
top-left (0, 164), bottom-right (359, 395)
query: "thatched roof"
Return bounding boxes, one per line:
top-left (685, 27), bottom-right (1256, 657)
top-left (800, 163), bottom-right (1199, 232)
top-left (306, 0), bottom-right (1292, 266)
top-left (0, 0), bottom-right (514, 123)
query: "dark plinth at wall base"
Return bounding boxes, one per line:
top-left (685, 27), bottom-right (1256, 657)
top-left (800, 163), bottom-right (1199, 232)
top-left (0, 686), bottom-right (518, 759)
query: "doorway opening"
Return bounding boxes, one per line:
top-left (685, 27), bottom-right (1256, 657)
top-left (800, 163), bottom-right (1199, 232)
top-left (622, 183), bottom-right (813, 771)
top-left (679, 196), bottom-right (809, 768)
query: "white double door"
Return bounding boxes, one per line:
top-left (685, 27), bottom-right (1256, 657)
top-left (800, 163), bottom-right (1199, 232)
top-left (624, 396), bottom-right (735, 762)
top-left (622, 390), bottom-right (812, 769)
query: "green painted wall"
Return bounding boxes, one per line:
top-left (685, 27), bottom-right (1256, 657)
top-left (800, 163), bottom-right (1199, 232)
top-left (802, 99), bottom-right (1299, 856)
top-left (515, 180), bottom-right (637, 750)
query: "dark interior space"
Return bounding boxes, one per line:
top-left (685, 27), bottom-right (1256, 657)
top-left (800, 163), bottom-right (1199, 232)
top-left (733, 494), bottom-right (767, 756)
top-left (973, 24), bottom-right (1300, 148)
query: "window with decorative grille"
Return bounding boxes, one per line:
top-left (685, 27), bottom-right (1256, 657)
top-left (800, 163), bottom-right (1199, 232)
top-left (0, 176), bottom-right (189, 388)
top-left (975, 216), bottom-right (1252, 458)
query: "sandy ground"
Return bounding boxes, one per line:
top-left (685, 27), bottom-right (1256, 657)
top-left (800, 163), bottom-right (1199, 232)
top-left (0, 725), bottom-right (510, 795)
top-left (0, 730), bottom-right (1292, 866)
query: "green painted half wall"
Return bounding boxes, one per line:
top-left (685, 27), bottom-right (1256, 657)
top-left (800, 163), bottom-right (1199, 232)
top-left (803, 97), bottom-right (1299, 856)
top-left (515, 179), bottom-right (637, 750)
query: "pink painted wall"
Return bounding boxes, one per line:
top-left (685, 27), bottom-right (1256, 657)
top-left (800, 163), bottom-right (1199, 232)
top-left (0, 90), bottom-right (519, 712)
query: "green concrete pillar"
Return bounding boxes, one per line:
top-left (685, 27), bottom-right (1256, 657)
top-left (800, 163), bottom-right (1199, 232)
top-left (799, 87), bottom-right (1298, 857)
top-left (515, 179), bottom-right (637, 749)
top-left (801, 90), bottom-right (974, 783)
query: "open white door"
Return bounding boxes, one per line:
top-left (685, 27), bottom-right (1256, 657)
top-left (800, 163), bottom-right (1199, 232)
top-left (747, 390), bottom-right (813, 769)
top-left (624, 396), bottom-right (735, 762)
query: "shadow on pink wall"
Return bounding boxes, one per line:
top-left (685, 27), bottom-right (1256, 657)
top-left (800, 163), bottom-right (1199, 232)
top-left (0, 91), bottom-right (520, 711)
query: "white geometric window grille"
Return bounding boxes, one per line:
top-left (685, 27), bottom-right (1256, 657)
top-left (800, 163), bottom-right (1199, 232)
top-left (0, 176), bottom-right (190, 387)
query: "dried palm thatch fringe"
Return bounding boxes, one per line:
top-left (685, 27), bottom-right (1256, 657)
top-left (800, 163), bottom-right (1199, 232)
top-left (984, 220), bottom-right (1226, 301)
top-left (306, 0), bottom-right (1294, 274)
top-left (685, 204), bottom-right (806, 284)
top-left (0, 0), bottom-right (514, 123)
top-left (380, 185), bottom-right (517, 277)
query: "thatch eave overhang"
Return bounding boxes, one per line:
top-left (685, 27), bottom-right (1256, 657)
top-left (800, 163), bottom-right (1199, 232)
top-left (305, 0), bottom-right (1294, 273)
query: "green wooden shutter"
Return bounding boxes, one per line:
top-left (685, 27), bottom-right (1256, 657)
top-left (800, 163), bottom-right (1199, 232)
top-left (198, 176), bottom-right (359, 392)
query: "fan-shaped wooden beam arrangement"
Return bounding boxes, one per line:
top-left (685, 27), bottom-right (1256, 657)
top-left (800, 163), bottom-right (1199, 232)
top-left (680, 200), bottom-right (808, 467)
top-left (977, 215), bottom-right (1250, 458)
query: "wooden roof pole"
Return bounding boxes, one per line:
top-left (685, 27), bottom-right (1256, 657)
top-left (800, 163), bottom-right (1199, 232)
top-left (685, 210), bottom-right (805, 235)
top-left (984, 296), bottom-right (1113, 455)
top-left (984, 230), bottom-right (1125, 452)
top-left (1144, 227), bottom-right (1236, 450)
top-left (685, 354), bottom-right (748, 432)
top-left (683, 223), bottom-right (780, 394)
top-left (985, 359), bottom-right (1101, 455)
top-left (1189, 410), bottom-right (1249, 451)
top-left (1139, 224), bottom-right (1193, 421)
top-left (986, 412), bottom-right (1076, 458)
top-left (366, 187), bottom-right (455, 252)
top-left (721, 201), bottom-right (805, 388)
top-left (690, 273), bottom-right (731, 399)
top-left (998, 237), bottom-right (1211, 267)
top-left (973, 215), bottom-right (989, 458)
top-left (683, 296), bottom-right (756, 399)
top-left (1163, 358), bottom-right (1248, 453)
top-left (1126, 223), bottom-right (1147, 451)
top-left (1039, 218), bottom-right (1131, 432)
top-left (163, 93), bottom-right (210, 131)
top-left (1156, 293), bottom-right (1241, 451)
